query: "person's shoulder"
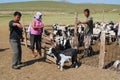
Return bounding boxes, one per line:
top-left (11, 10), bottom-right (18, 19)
top-left (9, 20), bottom-right (14, 22)
top-left (32, 18), bottom-right (37, 23)
top-left (33, 18), bottom-right (37, 21)
top-left (9, 20), bottom-right (14, 23)
top-left (87, 17), bottom-right (93, 21)
top-left (9, 20), bottom-right (14, 26)
top-left (88, 17), bottom-right (93, 20)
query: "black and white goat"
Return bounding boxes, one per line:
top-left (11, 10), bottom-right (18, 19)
top-left (53, 36), bottom-right (72, 50)
top-left (52, 24), bottom-right (68, 37)
top-left (93, 22), bottom-right (118, 44)
top-left (47, 48), bottom-right (79, 71)
top-left (67, 27), bottom-right (74, 37)
top-left (77, 24), bottom-right (85, 46)
top-left (113, 60), bottom-right (120, 71)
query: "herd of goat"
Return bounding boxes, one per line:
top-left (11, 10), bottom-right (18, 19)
top-left (42, 21), bottom-right (120, 71)
top-left (23, 21), bottom-right (120, 71)
top-left (44, 21), bottom-right (119, 50)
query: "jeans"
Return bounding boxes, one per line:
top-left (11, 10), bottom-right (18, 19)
top-left (10, 39), bottom-right (22, 66)
top-left (30, 34), bottom-right (41, 50)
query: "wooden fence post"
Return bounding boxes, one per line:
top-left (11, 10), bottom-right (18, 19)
top-left (23, 27), bottom-right (28, 47)
top-left (21, 18), bottom-right (28, 47)
top-left (73, 12), bottom-right (78, 49)
top-left (99, 31), bottom-right (106, 69)
top-left (102, 9), bottom-right (105, 22)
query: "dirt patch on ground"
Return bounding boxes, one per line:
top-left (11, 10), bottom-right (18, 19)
top-left (0, 27), bottom-right (120, 80)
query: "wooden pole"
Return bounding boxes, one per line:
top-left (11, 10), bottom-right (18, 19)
top-left (21, 18), bottom-right (28, 47)
top-left (102, 9), bottom-right (104, 22)
top-left (73, 12), bottom-right (78, 49)
top-left (74, 12), bottom-right (78, 34)
top-left (99, 9), bottom-right (105, 68)
top-left (99, 31), bottom-right (106, 69)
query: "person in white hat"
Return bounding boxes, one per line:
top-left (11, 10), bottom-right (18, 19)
top-left (29, 12), bottom-right (44, 58)
top-left (34, 12), bottom-right (42, 20)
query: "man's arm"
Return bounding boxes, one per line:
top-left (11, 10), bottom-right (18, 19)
top-left (9, 20), bottom-right (23, 29)
top-left (13, 23), bottom-right (23, 29)
top-left (76, 20), bottom-right (88, 25)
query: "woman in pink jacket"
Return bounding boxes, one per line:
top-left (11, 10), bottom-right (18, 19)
top-left (29, 12), bottom-right (44, 58)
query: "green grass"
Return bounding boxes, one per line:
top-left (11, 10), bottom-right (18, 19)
top-left (0, 12), bottom-right (119, 27)
top-left (0, 1), bottom-right (120, 27)
top-left (0, 1), bottom-right (120, 13)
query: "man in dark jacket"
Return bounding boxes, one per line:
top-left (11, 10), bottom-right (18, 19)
top-left (9, 11), bottom-right (23, 69)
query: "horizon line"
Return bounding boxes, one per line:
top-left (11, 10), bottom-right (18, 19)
top-left (0, 1), bottom-right (120, 5)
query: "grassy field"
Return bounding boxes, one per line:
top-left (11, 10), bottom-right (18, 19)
top-left (0, 12), bottom-right (120, 26)
top-left (0, 1), bottom-right (120, 26)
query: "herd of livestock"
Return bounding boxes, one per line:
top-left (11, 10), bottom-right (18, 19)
top-left (43, 21), bottom-right (119, 50)
top-left (42, 21), bottom-right (120, 71)
top-left (25, 21), bottom-right (120, 71)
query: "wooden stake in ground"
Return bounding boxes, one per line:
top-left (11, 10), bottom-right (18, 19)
top-left (73, 12), bottom-right (78, 49)
top-left (99, 31), bottom-right (106, 69)
top-left (21, 18), bottom-right (28, 47)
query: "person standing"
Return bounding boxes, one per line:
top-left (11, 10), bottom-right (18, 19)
top-left (9, 11), bottom-right (23, 69)
top-left (29, 12), bottom-right (44, 58)
top-left (76, 9), bottom-right (93, 57)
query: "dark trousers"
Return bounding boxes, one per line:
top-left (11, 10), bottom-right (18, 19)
top-left (10, 39), bottom-right (22, 67)
top-left (30, 34), bottom-right (41, 50)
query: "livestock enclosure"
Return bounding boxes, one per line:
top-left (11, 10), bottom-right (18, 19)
top-left (22, 22), bottom-right (120, 70)
top-left (19, 8), bottom-right (120, 71)
top-left (1, 10), bottom-right (120, 70)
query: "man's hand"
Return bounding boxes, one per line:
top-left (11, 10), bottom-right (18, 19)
top-left (76, 20), bottom-right (88, 25)
top-left (75, 20), bottom-right (81, 25)
top-left (17, 23), bottom-right (23, 29)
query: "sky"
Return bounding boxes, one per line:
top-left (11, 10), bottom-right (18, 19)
top-left (0, 0), bottom-right (120, 4)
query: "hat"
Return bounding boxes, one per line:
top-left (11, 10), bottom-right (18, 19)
top-left (34, 12), bottom-right (42, 19)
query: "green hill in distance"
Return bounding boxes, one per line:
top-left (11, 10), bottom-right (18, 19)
top-left (0, 1), bottom-right (120, 13)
